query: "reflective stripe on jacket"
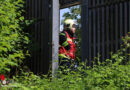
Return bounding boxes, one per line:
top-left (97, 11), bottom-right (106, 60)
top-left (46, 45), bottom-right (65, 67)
top-left (59, 31), bottom-right (76, 59)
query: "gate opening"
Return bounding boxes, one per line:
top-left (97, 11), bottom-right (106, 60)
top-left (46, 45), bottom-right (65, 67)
top-left (59, 5), bottom-right (81, 67)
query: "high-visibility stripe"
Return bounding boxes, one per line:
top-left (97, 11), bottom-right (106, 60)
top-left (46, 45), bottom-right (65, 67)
top-left (62, 40), bottom-right (69, 47)
top-left (59, 31), bottom-right (76, 59)
top-left (67, 38), bottom-right (72, 42)
top-left (59, 54), bottom-right (70, 59)
top-left (60, 33), bottom-right (66, 36)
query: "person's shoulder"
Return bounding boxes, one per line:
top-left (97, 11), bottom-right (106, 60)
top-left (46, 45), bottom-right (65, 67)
top-left (60, 31), bottom-right (66, 36)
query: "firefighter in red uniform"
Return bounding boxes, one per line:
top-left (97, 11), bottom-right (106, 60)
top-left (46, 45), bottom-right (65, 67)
top-left (59, 19), bottom-right (77, 68)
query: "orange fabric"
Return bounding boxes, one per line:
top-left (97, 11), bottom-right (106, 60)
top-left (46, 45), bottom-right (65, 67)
top-left (59, 31), bottom-right (76, 59)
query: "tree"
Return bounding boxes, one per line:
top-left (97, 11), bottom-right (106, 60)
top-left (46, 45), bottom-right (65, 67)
top-left (0, 0), bottom-right (29, 75)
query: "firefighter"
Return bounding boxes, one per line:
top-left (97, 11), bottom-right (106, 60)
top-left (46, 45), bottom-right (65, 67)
top-left (59, 19), bottom-right (77, 69)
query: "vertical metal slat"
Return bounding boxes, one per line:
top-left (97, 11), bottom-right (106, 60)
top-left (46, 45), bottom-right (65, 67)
top-left (97, 7), bottom-right (100, 59)
top-left (88, 9), bottom-right (92, 61)
top-left (34, 0), bottom-right (38, 73)
top-left (101, 2), bottom-right (105, 61)
top-left (97, 0), bottom-right (100, 61)
top-left (93, 0), bottom-right (96, 60)
top-left (115, 4), bottom-right (119, 51)
top-left (119, 3), bottom-right (123, 45)
top-left (81, 0), bottom-right (90, 65)
top-left (110, 5), bottom-right (114, 53)
top-left (129, 1), bottom-right (130, 32)
top-left (106, 6), bottom-right (110, 59)
top-left (124, 2), bottom-right (128, 36)
top-left (38, 0), bottom-right (41, 73)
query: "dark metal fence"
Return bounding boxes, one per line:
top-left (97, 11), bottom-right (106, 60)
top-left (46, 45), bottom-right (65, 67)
top-left (24, 0), bottom-right (130, 74)
top-left (81, 0), bottom-right (130, 65)
top-left (24, 0), bottom-right (52, 74)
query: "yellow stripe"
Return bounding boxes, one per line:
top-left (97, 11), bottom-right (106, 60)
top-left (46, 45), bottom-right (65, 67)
top-left (67, 38), bottom-right (72, 42)
top-left (62, 40), bottom-right (68, 47)
top-left (60, 33), bottom-right (65, 36)
top-left (59, 54), bottom-right (70, 59)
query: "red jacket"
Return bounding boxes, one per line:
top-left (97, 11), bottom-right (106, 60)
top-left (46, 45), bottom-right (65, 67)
top-left (59, 31), bottom-right (76, 59)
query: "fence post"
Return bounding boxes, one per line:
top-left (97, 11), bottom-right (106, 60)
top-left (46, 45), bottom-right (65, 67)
top-left (52, 0), bottom-right (59, 77)
top-left (81, 0), bottom-right (90, 65)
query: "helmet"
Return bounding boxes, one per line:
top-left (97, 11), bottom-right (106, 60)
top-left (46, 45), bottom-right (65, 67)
top-left (64, 19), bottom-right (75, 30)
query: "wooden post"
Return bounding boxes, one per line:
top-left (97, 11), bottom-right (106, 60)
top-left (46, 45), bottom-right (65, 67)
top-left (52, 0), bottom-right (59, 77)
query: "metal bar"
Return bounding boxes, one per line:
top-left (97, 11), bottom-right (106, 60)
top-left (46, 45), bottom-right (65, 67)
top-left (38, 0), bottom-right (41, 73)
top-left (31, 0), bottom-right (34, 72)
top-left (44, 0), bottom-right (50, 74)
top-left (34, 0), bottom-right (38, 73)
top-left (88, 0), bottom-right (127, 9)
top-left (60, 0), bottom-right (80, 9)
top-left (25, 0), bottom-right (27, 20)
top-left (93, 0), bottom-right (96, 61)
top-left (129, 1), bottom-right (130, 32)
top-left (28, 0), bottom-right (30, 19)
top-left (35, 0), bottom-right (38, 73)
top-left (115, 4), bottom-right (119, 51)
top-left (103, 1), bottom-right (106, 59)
top-left (92, 0), bottom-right (95, 7)
top-left (88, 0), bottom-right (91, 7)
top-left (40, 0), bottom-right (44, 72)
top-left (94, 0), bottom-right (97, 7)
top-left (123, 2), bottom-right (128, 61)
top-left (90, 0), bottom-right (94, 61)
top-left (25, 0), bottom-right (52, 74)
top-left (101, 0), bottom-right (105, 61)
top-left (129, 1), bottom-right (130, 64)
top-left (81, 0), bottom-right (90, 65)
top-left (42, 0), bottom-right (46, 73)
top-left (119, 3), bottom-right (123, 44)
top-left (110, 5), bottom-right (114, 53)
top-left (88, 9), bottom-right (92, 61)
top-left (106, 6), bottom-right (110, 59)
top-left (124, 2), bottom-right (128, 36)
top-left (112, 5), bottom-right (116, 52)
top-left (113, 5), bottom-right (116, 51)
top-left (49, 0), bottom-right (52, 71)
top-left (97, 0), bottom-right (100, 60)
top-left (52, 0), bottom-right (59, 77)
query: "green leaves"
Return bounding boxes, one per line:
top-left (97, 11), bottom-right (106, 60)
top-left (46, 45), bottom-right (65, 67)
top-left (0, 0), bottom-right (29, 75)
top-left (7, 34), bottom-right (129, 89)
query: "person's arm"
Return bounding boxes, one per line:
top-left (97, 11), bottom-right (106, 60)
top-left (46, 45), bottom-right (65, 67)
top-left (59, 32), bottom-right (70, 50)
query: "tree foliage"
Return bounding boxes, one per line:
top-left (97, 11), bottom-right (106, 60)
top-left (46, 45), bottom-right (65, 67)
top-left (0, 0), bottom-right (29, 75)
top-left (2, 34), bottom-right (130, 89)
top-left (0, 2), bottom-right (130, 89)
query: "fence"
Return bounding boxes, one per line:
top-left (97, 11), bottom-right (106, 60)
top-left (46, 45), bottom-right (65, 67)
top-left (24, 0), bottom-right (52, 74)
top-left (24, 0), bottom-right (130, 74)
top-left (81, 0), bottom-right (130, 65)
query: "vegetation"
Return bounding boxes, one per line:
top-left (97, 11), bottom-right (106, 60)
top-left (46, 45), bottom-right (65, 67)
top-left (0, 0), bottom-right (29, 76)
top-left (1, 39), bottom-right (130, 89)
top-left (0, 1), bottom-right (130, 90)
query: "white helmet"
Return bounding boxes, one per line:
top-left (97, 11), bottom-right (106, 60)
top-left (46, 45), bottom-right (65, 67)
top-left (64, 19), bottom-right (75, 30)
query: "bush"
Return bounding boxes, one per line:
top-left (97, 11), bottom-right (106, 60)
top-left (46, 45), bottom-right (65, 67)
top-left (4, 62), bottom-right (129, 89)
top-left (2, 33), bottom-right (129, 90)
top-left (0, 0), bottom-right (29, 75)
top-left (0, 1), bottom-right (129, 89)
